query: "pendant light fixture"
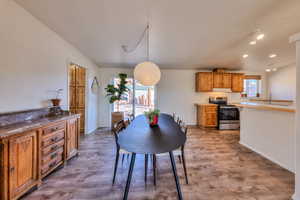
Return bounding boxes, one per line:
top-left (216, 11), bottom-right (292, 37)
top-left (134, 23), bottom-right (161, 86)
top-left (122, 23), bottom-right (161, 86)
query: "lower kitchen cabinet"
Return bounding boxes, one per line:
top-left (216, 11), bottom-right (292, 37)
top-left (0, 115), bottom-right (80, 200)
top-left (197, 104), bottom-right (218, 128)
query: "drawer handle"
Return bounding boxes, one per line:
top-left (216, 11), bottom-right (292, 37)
top-left (49, 161), bottom-right (57, 168)
top-left (51, 145), bottom-right (58, 151)
top-left (51, 127), bottom-right (59, 132)
top-left (51, 137), bottom-right (59, 142)
top-left (10, 167), bottom-right (15, 172)
top-left (50, 153), bottom-right (58, 159)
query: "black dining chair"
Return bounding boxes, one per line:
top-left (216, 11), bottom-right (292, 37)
top-left (112, 119), bottom-right (150, 185)
top-left (150, 122), bottom-right (189, 185)
top-left (112, 120), bottom-right (129, 185)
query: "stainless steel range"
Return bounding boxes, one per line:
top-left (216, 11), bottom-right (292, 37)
top-left (209, 97), bottom-right (240, 130)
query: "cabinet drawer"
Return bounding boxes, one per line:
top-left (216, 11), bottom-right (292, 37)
top-left (41, 154), bottom-right (63, 175)
top-left (42, 131), bottom-right (64, 148)
top-left (42, 147), bottom-right (64, 165)
top-left (205, 106), bottom-right (217, 113)
top-left (42, 139), bottom-right (64, 156)
top-left (43, 122), bottom-right (65, 137)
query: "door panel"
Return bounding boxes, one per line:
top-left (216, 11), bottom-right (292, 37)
top-left (76, 86), bottom-right (85, 108)
top-left (69, 86), bottom-right (76, 109)
top-left (67, 118), bottom-right (78, 159)
top-left (223, 73), bottom-right (232, 88)
top-left (213, 73), bottom-right (223, 88)
top-left (9, 131), bottom-right (38, 198)
top-left (232, 73), bottom-right (244, 92)
top-left (69, 65), bottom-right (86, 134)
top-left (69, 65), bottom-right (76, 86)
top-left (195, 72), bottom-right (213, 92)
top-left (76, 67), bottom-right (86, 87)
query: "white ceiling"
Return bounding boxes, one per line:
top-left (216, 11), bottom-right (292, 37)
top-left (15, 0), bottom-right (300, 71)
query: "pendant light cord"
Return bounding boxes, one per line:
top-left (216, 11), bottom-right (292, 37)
top-left (121, 25), bottom-right (149, 54)
top-left (147, 23), bottom-right (150, 61)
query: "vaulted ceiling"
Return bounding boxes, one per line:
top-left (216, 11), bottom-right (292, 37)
top-left (15, 0), bottom-right (300, 71)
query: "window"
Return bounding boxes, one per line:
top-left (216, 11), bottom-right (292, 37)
top-left (112, 77), bottom-right (155, 118)
top-left (244, 79), bottom-right (261, 98)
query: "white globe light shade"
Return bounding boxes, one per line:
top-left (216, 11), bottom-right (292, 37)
top-left (134, 61), bottom-right (161, 86)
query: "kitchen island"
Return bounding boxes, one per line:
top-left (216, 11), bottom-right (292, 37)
top-left (235, 102), bottom-right (295, 172)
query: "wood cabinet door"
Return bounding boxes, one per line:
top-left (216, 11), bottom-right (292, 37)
top-left (69, 86), bottom-right (76, 109)
top-left (213, 73), bottom-right (223, 88)
top-left (195, 72), bottom-right (213, 92)
top-left (67, 118), bottom-right (79, 159)
top-left (9, 131), bottom-right (38, 199)
top-left (205, 112), bottom-right (217, 127)
top-left (76, 86), bottom-right (85, 108)
top-left (223, 73), bottom-right (232, 88)
top-left (231, 73), bottom-right (244, 92)
top-left (76, 67), bottom-right (86, 87)
top-left (69, 65), bottom-right (76, 86)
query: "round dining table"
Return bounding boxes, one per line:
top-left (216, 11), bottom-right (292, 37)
top-left (118, 113), bottom-right (186, 200)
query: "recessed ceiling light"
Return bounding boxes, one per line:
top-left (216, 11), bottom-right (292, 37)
top-left (272, 68), bottom-right (277, 71)
top-left (243, 54), bottom-right (249, 58)
top-left (256, 34), bottom-right (265, 40)
top-left (266, 69), bottom-right (271, 72)
top-left (269, 54), bottom-right (277, 58)
top-left (249, 41), bottom-right (257, 45)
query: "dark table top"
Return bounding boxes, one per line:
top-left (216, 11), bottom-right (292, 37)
top-left (118, 113), bottom-right (186, 154)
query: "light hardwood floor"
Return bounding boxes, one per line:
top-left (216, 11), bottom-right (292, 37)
top-left (22, 127), bottom-right (294, 200)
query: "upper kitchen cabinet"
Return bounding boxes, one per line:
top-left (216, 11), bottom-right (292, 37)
top-left (231, 73), bottom-right (245, 92)
top-left (195, 72), bottom-right (213, 92)
top-left (195, 70), bottom-right (244, 93)
top-left (213, 73), bottom-right (232, 88)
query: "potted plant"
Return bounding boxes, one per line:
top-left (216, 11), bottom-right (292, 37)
top-left (51, 89), bottom-right (63, 107)
top-left (144, 109), bottom-right (160, 127)
top-left (105, 73), bottom-right (129, 128)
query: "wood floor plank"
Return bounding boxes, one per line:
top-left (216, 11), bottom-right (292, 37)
top-left (21, 127), bottom-right (294, 200)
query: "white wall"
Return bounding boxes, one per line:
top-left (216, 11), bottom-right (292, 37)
top-left (290, 33), bottom-right (300, 200)
top-left (267, 64), bottom-right (296, 100)
top-left (239, 108), bottom-right (295, 172)
top-left (0, 0), bottom-right (100, 133)
top-left (98, 68), bottom-right (267, 127)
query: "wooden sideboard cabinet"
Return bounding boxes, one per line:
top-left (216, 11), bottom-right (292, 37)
top-left (0, 115), bottom-right (80, 200)
top-left (196, 104), bottom-right (218, 128)
top-left (195, 72), bottom-right (213, 92)
top-left (231, 73), bottom-right (245, 92)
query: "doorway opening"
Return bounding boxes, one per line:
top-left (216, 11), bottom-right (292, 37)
top-left (69, 63), bottom-right (86, 135)
top-left (112, 77), bottom-right (155, 119)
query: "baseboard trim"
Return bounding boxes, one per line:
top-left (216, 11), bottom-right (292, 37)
top-left (239, 141), bottom-right (295, 173)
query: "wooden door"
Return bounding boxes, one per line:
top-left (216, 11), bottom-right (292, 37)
top-left (213, 73), bottom-right (223, 88)
top-left (9, 131), bottom-right (38, 199)
top-left (69, 64), bottom-right (86, 134)
top-left (231, 73), bottom-right (244, 92)
top-left (195, 72), bottom-right (213, 92)
top-left (67, 118), bottom-right (79, 159)
top-left (204, 106), bottom-right (217, 127)
top-left (223, 73), bottom-right (232, 88)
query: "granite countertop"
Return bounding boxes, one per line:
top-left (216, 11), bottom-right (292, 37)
top-left (233, 102), bottom-right (295, 113)
top-left (0, 113), bottom-right (80, 139)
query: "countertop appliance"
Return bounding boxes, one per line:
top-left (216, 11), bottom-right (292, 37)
top-left (209, 97), bottom-right (240, 130)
